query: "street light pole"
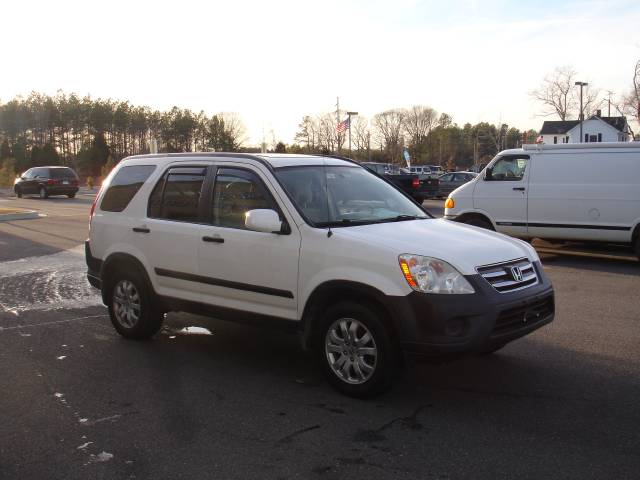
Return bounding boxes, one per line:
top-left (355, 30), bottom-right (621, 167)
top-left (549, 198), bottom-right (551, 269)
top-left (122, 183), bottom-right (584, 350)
top-left (575, 81), bottom-right (588, 143)
top-left (346, 111), bottom-right (358, 158)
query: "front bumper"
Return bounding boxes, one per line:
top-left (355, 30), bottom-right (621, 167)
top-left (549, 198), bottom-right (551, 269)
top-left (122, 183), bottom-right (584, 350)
top-left (387, 261), bottom-right (554, 355)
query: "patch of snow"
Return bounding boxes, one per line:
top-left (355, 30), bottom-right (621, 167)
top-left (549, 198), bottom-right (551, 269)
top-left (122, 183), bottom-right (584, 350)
top-left (77, 442), bottom-right (93, 450)
top-left (179, 326), bottom-right (213, 335)
top-left (56, 355), bottom-right (67, 360)
top-left (91, 451), bottom-right (114, 463)
top-left (54, 392), bottom-right (64, 398)
top-left (79, 418), bottom-right (88, 423)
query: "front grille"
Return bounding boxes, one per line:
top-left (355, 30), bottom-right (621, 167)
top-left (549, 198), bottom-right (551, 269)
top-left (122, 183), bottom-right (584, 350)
top-left (492, 295), bottom-right (554, 337)
top-left (476, 258), bottom-right (538, 293)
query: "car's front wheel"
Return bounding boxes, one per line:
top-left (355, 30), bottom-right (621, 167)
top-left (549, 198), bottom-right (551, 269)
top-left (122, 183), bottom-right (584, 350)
top-left (14, 186), bottom-right (22, 198)
top-left (106, 270), bottom-right (163, 340)
top-left (317, 301), bottom-right (399, 397)
top-left (67, 193), bottom-right (76, 198)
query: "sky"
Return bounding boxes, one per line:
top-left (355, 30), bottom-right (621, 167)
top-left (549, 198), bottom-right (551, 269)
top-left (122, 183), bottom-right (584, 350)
top-left (1, 0), bottom-right (639, 146)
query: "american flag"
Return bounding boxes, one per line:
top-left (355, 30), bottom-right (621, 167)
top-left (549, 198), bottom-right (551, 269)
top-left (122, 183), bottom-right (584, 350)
top-left (336, 117), bottom-right (350, 134)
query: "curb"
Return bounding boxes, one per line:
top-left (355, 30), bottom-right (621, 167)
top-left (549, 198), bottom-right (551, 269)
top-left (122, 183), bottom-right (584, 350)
top-left (0, 210), bottom-right (41, 222)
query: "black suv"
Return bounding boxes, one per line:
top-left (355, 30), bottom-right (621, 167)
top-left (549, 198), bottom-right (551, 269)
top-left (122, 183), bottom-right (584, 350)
top-left (14, 166), bottom-right (80, 199)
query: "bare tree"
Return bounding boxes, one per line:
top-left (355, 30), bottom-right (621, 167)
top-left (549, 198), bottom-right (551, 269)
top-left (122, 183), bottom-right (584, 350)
top-left (294, 116), bottom-right (318, 152)
top-left (616, 60), bottom-right (640, 136)
top-left (373, 109), bottom-right (406, 164)
top-left (218, 112), bottom-right (247, 150)
top-left (530, 66), bottom-right (578, 120)
top-left (351, 116), bottom-right (370, 159)
top-left (404, 105), bottom-right (438, 148)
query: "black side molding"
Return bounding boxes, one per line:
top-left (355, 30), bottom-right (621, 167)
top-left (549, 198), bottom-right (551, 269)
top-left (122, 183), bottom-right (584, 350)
top-left (154, 268), bottom-right (294, 299)
top-left (495, 222), bottom-right (631, 231)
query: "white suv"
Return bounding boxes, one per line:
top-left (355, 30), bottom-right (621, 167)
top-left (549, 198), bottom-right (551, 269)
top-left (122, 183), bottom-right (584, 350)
top-left (86, 153), bottom-right (554, 396)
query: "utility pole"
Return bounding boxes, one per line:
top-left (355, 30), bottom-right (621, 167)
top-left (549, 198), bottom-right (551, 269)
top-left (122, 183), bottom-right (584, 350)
top-left (346, 111), bottom-right (358, 158)
top-left (335, 97), bottom-right (340, 154)
top-left (575, 81), bottom-right (588, 143)
top-left (606, 90), bottom-right (614, 117)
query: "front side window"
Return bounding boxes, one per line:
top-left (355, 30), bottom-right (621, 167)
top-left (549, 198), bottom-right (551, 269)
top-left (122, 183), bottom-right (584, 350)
top-left (488, 156), bottom-right (528, 181)
top-left (148, 167), bottom-right (206, 222)
top-left (275, 165), bottom-right (428, 227)
top-left (101, 165), bottom-right (156, 212)
top-left (212, 168), bottom-right (275, 229)
top-left (440, 174), bottom-right (453, 182)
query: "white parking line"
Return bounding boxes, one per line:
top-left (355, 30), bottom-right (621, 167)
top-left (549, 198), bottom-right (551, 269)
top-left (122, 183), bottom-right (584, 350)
top-left (0, 314), bottom-right (108, 332)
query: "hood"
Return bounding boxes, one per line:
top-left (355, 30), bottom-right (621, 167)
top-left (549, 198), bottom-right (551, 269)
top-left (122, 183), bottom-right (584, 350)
top-left (335, 218), bottom-right (536, 275)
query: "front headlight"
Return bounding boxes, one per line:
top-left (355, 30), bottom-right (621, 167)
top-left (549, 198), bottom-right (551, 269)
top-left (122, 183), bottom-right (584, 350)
top-left (398, 254), bottom-right (475, 294)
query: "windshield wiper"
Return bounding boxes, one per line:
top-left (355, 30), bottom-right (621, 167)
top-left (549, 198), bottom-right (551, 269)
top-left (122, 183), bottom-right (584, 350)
top-left (379, 215), bottom-right (429, 223)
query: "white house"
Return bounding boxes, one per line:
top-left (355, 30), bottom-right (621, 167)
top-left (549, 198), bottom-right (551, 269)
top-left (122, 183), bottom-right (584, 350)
top-left (539, 112), bottom-right (632, 144)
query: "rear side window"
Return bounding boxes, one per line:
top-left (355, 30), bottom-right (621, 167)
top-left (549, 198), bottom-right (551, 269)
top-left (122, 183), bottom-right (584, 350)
top-left (148, 167), bottom-right (206, 222)
top-left (100, 165), bottom-right (156, 212)
top-left (51, 168), bottom-right (77, 179)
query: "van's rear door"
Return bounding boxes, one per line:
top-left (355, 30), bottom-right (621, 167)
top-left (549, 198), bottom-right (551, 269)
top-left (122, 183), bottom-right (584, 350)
top-left (473, 155), bottom-right (530, 237)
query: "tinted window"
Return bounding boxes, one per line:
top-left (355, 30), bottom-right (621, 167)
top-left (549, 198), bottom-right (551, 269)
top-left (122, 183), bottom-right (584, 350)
top-left (440, 174), bottom-right (453, 182)
top-left (212, 168), bottom-right (275, 229)
top-left (101, 165), bottom-right (156, 212)
top-left (148, 167), bottom-right (206, 222)
top-left (32, 168), bottom-right (47, 178)
top-left (50, 168), bottom-right (77, 179)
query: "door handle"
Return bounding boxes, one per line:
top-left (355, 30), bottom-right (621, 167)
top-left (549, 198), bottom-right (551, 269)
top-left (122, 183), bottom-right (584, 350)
top-left (202, 236), bottom-right (224, 243)
top-left (512, 187), bottom-right (525, 191)
top-left (132, 227), bottom-right (150, 233)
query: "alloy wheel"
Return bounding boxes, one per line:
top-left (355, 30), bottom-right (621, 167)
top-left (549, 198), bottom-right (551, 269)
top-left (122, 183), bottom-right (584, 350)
top-left (325, 317), bottom-right (378, 385)
top-left (112, 280), bottom-right (142, 328)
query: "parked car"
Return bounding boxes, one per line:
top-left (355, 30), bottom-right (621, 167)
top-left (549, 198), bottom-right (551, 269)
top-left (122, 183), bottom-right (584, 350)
top-left (361, 162), bottom-right (424, 202)
top-left (444, 143), bottom-right (640, 260)
top-left (86, 153), bottom-right (554, 397)
top-left (437, 171), bottom-right (477, 198)
top-left (14, 166), bottom-right (79, 199)
top-left (426, 165), bottom-right (444, 177)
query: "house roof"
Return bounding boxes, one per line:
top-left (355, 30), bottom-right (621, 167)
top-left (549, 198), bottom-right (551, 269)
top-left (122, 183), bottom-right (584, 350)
top-left (540, 116), bottom-right (628, 135)
top-left (539, 120), bottom-right (579, 135)
top-left (592, 116), bottom-right (628, 132)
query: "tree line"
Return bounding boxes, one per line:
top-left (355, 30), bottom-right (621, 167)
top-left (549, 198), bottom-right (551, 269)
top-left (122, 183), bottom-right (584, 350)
top-left (0, 91), bottom-right (247, 179)
top-left (290, 107), bottom-right (537, 170)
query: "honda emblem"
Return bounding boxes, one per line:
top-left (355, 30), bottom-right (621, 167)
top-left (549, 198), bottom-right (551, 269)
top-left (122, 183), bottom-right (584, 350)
top-left (510, 266), bottom-right (523, 282)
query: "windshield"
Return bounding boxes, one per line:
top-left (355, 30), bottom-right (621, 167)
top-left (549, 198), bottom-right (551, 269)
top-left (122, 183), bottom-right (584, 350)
top-left (274, 165), bottom-right (429, 227)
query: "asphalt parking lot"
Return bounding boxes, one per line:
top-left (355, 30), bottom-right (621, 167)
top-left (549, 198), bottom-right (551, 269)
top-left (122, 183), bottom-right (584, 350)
top-left (1, 195), bottom-right (639, 479)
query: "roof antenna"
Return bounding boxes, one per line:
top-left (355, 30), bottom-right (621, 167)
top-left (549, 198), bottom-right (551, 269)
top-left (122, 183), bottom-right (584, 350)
top-left (324, 158), bottom-right (333, 238)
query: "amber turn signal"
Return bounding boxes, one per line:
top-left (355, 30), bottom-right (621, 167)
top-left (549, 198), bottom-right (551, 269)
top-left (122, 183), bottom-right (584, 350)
top-left (445, 198), bottom-right (455, 209)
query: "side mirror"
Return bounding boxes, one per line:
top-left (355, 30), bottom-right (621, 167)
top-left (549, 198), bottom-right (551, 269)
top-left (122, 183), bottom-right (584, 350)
top-left (484, 167), bottom-right (493, 181)
top-left (245, 209), bottom-right (283, 234)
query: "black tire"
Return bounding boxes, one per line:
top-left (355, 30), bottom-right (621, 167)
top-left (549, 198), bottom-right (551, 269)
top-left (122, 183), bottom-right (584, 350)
top-left (67, 193), bottom-right (76, 198)
top-left (106, 268), bottom-right (163, 340)
top-left (635, 234), bottom-right (640, 261)
top-left (39, 186), bottom-right (48, 199)
top-left (462, 216), bottom-right (494, 231)
top-left (15, 187), bottom-right (22, 198)
top-left (476, 343), bottom-right (506, 355)
top-left (316, 301), bottom-right (399, 398)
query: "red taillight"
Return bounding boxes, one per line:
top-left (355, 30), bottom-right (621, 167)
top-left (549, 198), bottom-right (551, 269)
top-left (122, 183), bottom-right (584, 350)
top-left (47, 179), bottom-right (55, 186)
top-left (90, 186), bottom-right (102, 220)
top-left (412, 178), bottom-right (420, 188)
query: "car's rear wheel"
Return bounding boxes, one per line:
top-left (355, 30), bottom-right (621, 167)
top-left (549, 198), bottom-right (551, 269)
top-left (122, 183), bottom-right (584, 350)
top-left (14, 186), bottom-right (22, 198)
top-left (67, 193), bottom-right (76, 198)
top-left (106, 270), bottom-right (163, 340)
top-left (317, 301), bottom-right (399, 397)
top-left (635, 234), bottom-right (640, 261)
top-left (39, 186), bottom-right (48, 199)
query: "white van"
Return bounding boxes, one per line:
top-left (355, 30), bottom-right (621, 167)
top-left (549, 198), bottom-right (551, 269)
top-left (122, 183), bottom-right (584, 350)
top-left (444, 143), bottom-right (640, 258)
